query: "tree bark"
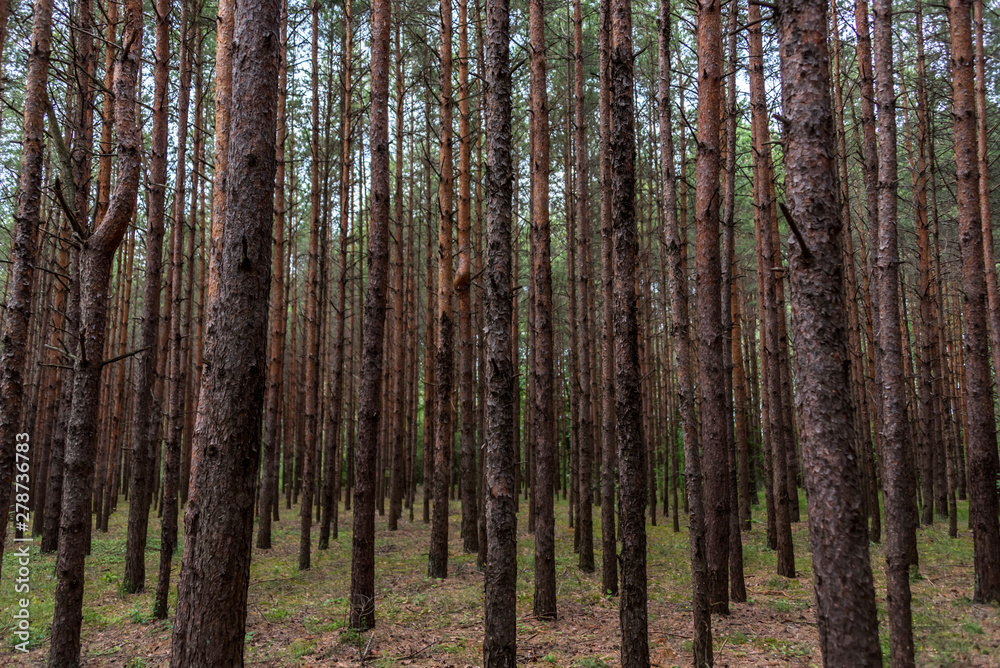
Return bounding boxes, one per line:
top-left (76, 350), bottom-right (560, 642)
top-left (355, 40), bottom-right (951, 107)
top-left (429, 0), bottom-right (454, 580)
top-left (49, 3), bottom-right (142, 661)
top-left (611, 0), bottom-right (648, 662)
top-left (599, 0), bottom-right (618, 598)
top-left (167, 0), bottom-right (280, 660)
top-left (0, 0), bottom-right (53, 573)
top-left (482, 0), bottom-right (517, 658)
top-left (348, 0), bottom-right (391, 628)
top-left (529, 0), bottom-right (556, 619)
top-left (574, 0), bottom-right (594, 574)
top-left (950, 0), bottom-right (1000, 604)
top-left (777, 0), bottom-right (883, 661)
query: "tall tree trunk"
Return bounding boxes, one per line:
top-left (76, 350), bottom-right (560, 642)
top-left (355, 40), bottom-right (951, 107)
top-left (155, 0), bottom-right (192, 617)
top-left (429, 0), bottom-right (454, 579)
top-left (871, 0), bottom-right (917, 662)
top-left (611, 0), bottom-right (647, 662)
top-left (748, 0), bottom-right (794, 576)
top-left (49, 3), bottom-right (143, 661)
top-left (457, 0), bottom-right (478, 550)
top-left (168, 0), bottom-right (279, 660)
top-left (574, 0), bottom-right (594, 574)
top-left (299, 0), bottom-right (323, 571)
top-left (259, 0), bottom-right (289, 550)
top-left (348, 0), bottom-right (391, 628)
top-left (529, 0), bottom-right (556, 619)
top-left (950, 0), bottom-right (1000, 604)
top-left (599, 0), bottom-right (618, 598)
top-left (695, 0), bottom-right (730, 614)
top-left (777, 0), bottom-right (883, 661)
top-left (660, 0), bottom-right (711, 661)
top-left (481, 0), bottom-right (517, 657)
top-left (0, 0), bottom-right (53, 573)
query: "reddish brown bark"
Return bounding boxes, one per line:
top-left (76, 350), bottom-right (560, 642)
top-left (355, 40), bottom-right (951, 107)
top-left (950, 0), bottom-right (1000, 604)
top-left (155, 0), bottom-right (193, 617)
top-left (871, 0), bottom-right (916, 660)
top-left (428, 0), bottom-right (454, 580)
top-left (694, 0), bottom-right (730, 614)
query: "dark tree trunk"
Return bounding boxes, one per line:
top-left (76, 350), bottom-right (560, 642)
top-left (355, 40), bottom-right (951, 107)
top-left (871, 0), bottom-right (917, 661)
top-left (259, 0), bottom-right (289, 550)
top-left (429, 0), bottom-right (454, 579)
top-left (573, 0), bottom-right (594, 574)
top-left (167, 0), bottom-right (280, 660)
top-left (348, 0), bottom-right (391, 628)
top-left (950, 0), bottom-right (1000, 604)
top-left (482, 0), bottom-right (517, 658)
top-left (598, 0), bottom-right (618, 598)
top-left (777, 0), bottom-right (883, 661)
top-left (659, 0), bottom-right (711, 661)
top-left (0, 0), bottom-right (53, 571)
top-left (611, 0), bottom-right (647, 663)
top-left (457, 0), bottom-right (477, 551)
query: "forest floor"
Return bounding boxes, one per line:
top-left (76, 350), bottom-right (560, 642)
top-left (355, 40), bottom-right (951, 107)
top-left (2, 490), bottom-right (999, 667)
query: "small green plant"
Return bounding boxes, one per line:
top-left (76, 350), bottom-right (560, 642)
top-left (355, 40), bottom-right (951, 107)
top-left (288, 637), bottom-right (317, 658)
top-left (574, 658), bottom-right (611, 668)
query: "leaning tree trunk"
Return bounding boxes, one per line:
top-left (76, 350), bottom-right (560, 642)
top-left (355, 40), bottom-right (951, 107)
top-left (48, 4), bottom-right (143, 662)
top-left (777, 0), bottom-right (883, 662)
top-left (167, 0), bottom-right (280, 661)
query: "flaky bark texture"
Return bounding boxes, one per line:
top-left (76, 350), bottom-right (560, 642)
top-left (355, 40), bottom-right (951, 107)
top-left (167, 0), bottom-right (280, 660)
top-left (694, 0), bottom-right (730, 615)
top-left (482, 0), bottom-right (517, 660)
top-left (49, 3), bottom-right (143, 662)
top-left (0, 0), bottom-right (52, 572)
top-left (529, 0), bottom-right (556, 620)
top-left (610, 0), bottom-right (648, 663)
top-left (349, 0), bottom-right (391, 628)
top-left (429, 0), bottom-right (454, 580)
top-left (777, 0), bottom-right (883, 662)
top-left (950, 0), bottom-right (1000, 605)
